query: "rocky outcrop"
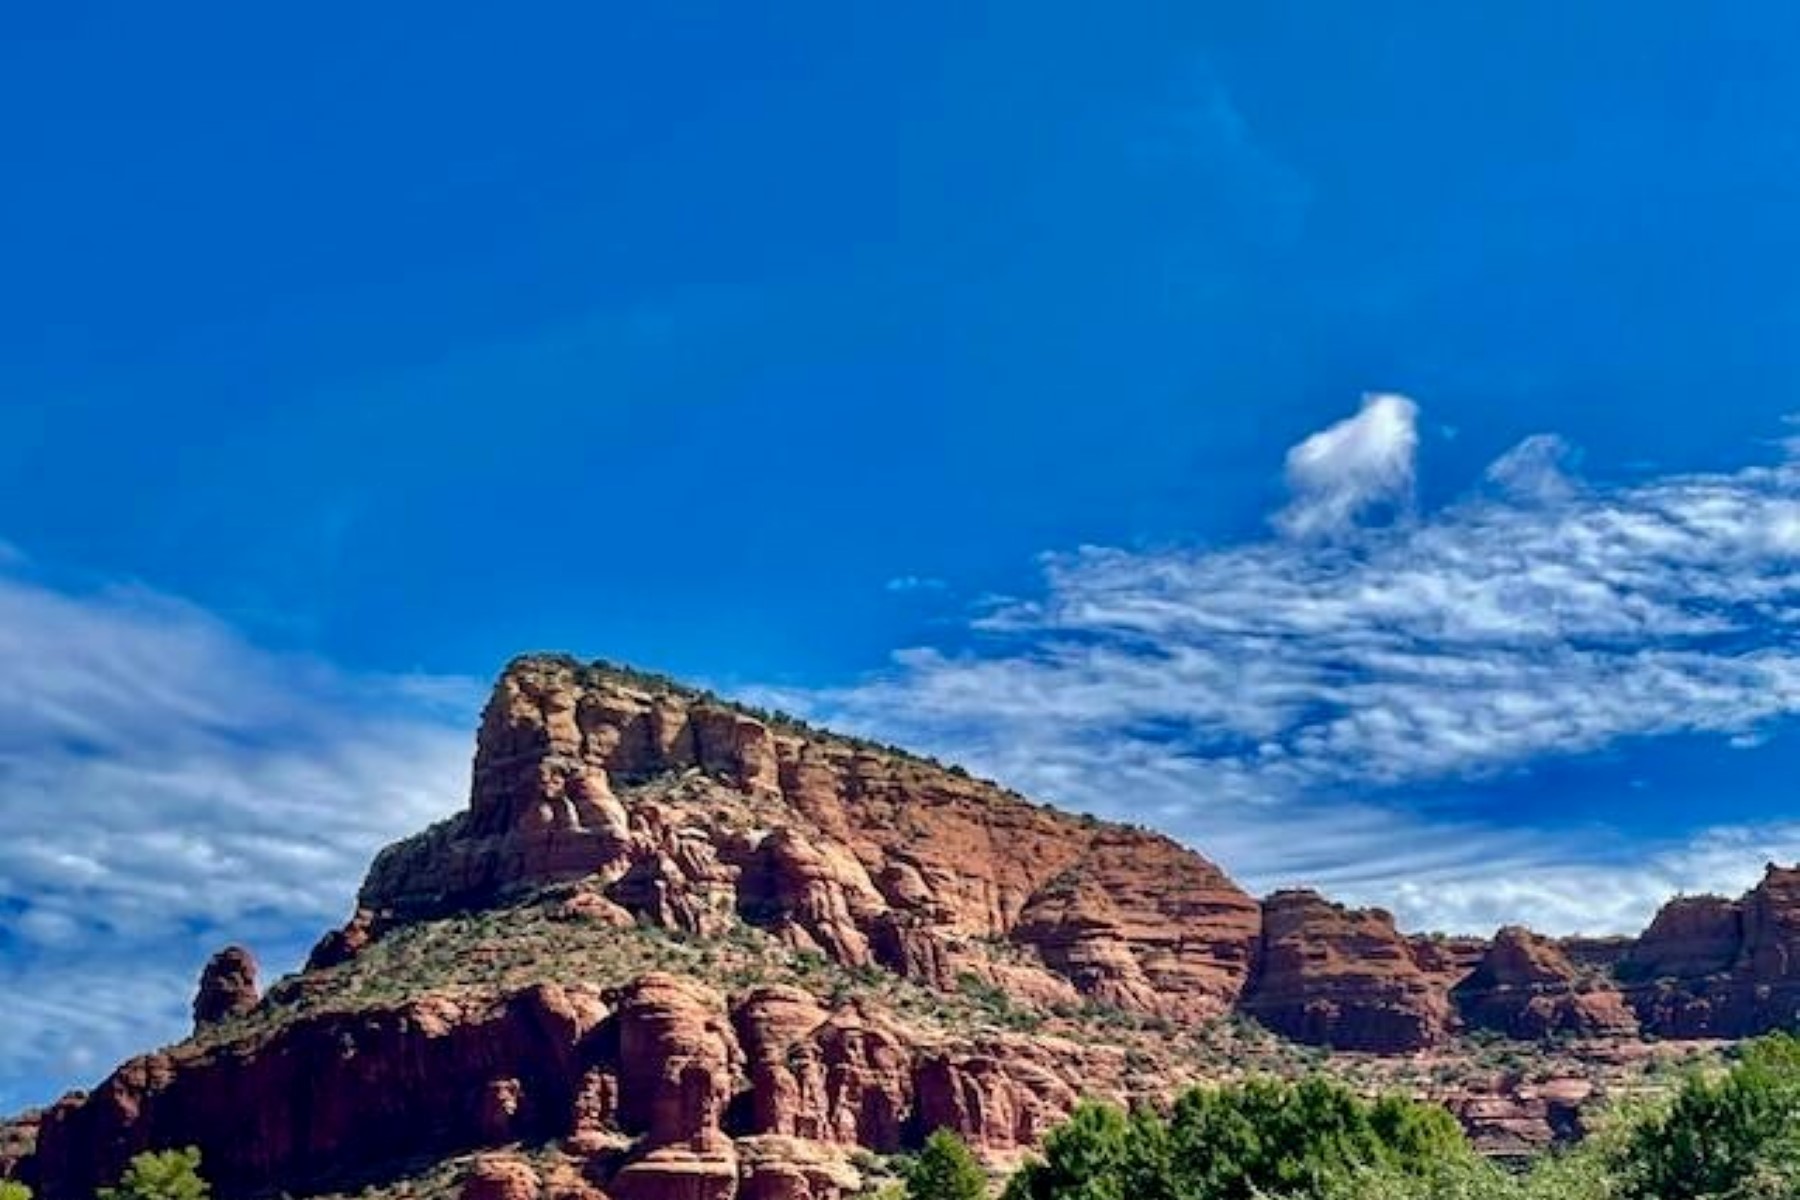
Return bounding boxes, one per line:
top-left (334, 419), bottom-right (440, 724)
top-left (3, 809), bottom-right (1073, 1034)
top-left (1622, 866), bottom-right (1800, 1037)
top-left (306, 909), bottom-right (377, 971)
top-left (732, 987), bottom-right (913, 1148)
top-left (462, 1155), bottom-right (543, 1200)
top-left (1012, 827), bottom-right (1261, 1022)
top-left (1453, 928), bottom-right (1637, 1040)
top-left (192, 946), bottom-right (260, 1031)
top-left (350, 658), bottom-right (1261, 1022)
top-left (1408, 935), bottom-right (1487, 990)
top-left (610, 974), bottom-right (740, 1151)
top-left (1626, 895), bottom-right (1743, 981)
top-left (29, 969), bottom-right (1167, 1200)
top-left (0, 1112), bottom-right (38, 1181)
top-left (1242, 890), bottom-right (1452, 1052)
top-left (1441, 1076), bottom-right (1594, 1159)
top-left (34, 983), bottom-right (610, 1200)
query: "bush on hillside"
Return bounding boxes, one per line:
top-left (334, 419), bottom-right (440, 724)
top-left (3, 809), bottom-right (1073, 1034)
top-left (1002, 1076), bottom-right (1471, 1200)
top-left (97, 1148), bottom-right (210, 1200)
top-left (1002, 1035), bottom-right (1800, 1200)
top-left (1618, 1032), bottom-right (1800, 1200)
top-left (904, 1129), bottom-right (989, 1200)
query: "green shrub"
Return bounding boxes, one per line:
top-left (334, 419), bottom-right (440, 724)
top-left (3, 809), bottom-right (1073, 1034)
top-left (1003, 1078), bottom-right (1468, 1200)
top-left (905, 1130), bottom-right (988, 1200)
top-left (1618, 1033), bottom-right (1800, 1200)
top-left (98, 1147), bottom-right (210, 1200)
top-left (0, 1180), bottom-right (31, 1200)
top-left (1002, 1103), bottom-right (1174, 1200)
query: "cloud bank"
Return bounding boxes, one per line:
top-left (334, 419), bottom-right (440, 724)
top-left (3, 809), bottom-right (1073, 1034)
top-left (0, 569), bottom-right (473, 1109)
top-left (802, 397), bottom-right (1800, 936)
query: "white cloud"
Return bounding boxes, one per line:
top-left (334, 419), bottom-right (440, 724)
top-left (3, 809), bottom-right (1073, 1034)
top-left (1485, 433), bottom-right (1579, 502)
top-left (0, 567), bottom-right (473, 1111)
top-left (1275, 393), bottom-right (1419, 537)
top-left (799, 406), bottom-right (1800, 937)
top-left (885, 575), bottom-right (948, 593)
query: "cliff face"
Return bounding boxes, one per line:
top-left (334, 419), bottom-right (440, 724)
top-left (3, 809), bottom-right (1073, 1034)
top-left (1452, 927), bottom-right (1638, 1041)
top-left (1241, 891), bottom-right (1452, 1053)
top-left (15, 656), bottom-right (1800, 1200)
top-left (33, 974), bottom-right (1150, 1200)
top-left (1621, 866), bottom-right (1800, 1037)
top-left (350, 657), bottom-right (1262, 1020)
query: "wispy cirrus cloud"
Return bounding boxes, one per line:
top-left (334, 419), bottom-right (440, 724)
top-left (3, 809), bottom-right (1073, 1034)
top-left (796, 397), bottom-right (1800, 936)
top-left (885, 575), bottom-right (948, 594)
top-left (0, 564), bottom-right (474, 1111)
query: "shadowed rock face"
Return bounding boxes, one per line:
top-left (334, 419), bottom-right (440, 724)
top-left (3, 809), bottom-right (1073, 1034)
top-left (18, 656), bottom-right (1800, 1200)
top-left (192, 946), bottom-right (261, 1032)
top-left (35, 984), bottom-right (610, 1200)
top-left (29, 972), bottom-right (1158, 1200)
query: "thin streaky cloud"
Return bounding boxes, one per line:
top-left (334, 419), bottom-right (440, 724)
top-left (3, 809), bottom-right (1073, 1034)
top-left (0, 568), bottom-right (472, 1110)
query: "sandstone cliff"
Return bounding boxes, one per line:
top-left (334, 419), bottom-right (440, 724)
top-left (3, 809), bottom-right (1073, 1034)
top-left (1453, 927), bottom-right (1637, 1041)
top-left (346, 657), bottom-right (1262, 1020)
top-left (1621, 865), bottom-right (1800, 1037)
top-left (1241, 890), bottom-right (1452, 1053)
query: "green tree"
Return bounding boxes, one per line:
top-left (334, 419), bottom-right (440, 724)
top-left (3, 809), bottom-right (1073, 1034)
top-left (1165, 1076), bottom-right (1471, 1200)
top-left (1621, 1033), bottom-right (1800, 1200)
top-left (97, 1148), bottom-right (210, 1200)
top-left (905, 1130), bottom-right (988, 1200)
top-left (1002, 1103), bottom-right (1175, 1200)
top-left (0, 1181), bottom-right (31, 1200)
top-left (1004, 1079), bottom-right (1470, 1200)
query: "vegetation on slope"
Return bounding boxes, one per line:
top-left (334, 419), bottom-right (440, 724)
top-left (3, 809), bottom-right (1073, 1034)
top-left (1003, 1034), bottom-right (1800, 1200)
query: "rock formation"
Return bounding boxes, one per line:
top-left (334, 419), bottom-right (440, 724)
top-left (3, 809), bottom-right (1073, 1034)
top-left (1242, 890), bottom-right (1452, 1052)
top-left (344, 657), bottom-right (1262, 1021)
top-left (192, 946), bottom-right (260, 1031)
top-left (1621, 865), bottom-right (1800, 1037)
top-left (34, 983), bottom-right (609, 1200)
top-left (1442, 1075), bottom-right (1594, 1159)
top-left (29, 970), bottom-right (1169, 1200)
top-left (0, 1113), bottom-right (38, 1182)
top-left (1453, 928), bottom-right (1637, 1040)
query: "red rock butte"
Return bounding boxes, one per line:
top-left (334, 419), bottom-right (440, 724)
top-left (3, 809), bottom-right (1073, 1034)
top-left (11, 655), bottom-right (1800, 1200)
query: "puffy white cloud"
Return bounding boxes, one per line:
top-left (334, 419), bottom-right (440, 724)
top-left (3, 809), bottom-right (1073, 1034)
top-left (1275, 393), bottom-right (1419, 538)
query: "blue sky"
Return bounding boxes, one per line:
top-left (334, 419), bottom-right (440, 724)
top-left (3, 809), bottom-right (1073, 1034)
top-left (8, 1), bottom-right (1800, 1109)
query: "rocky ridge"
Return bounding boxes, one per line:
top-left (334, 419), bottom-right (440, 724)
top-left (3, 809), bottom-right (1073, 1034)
top-left (8, 656), bottom-right (1800, 1200)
